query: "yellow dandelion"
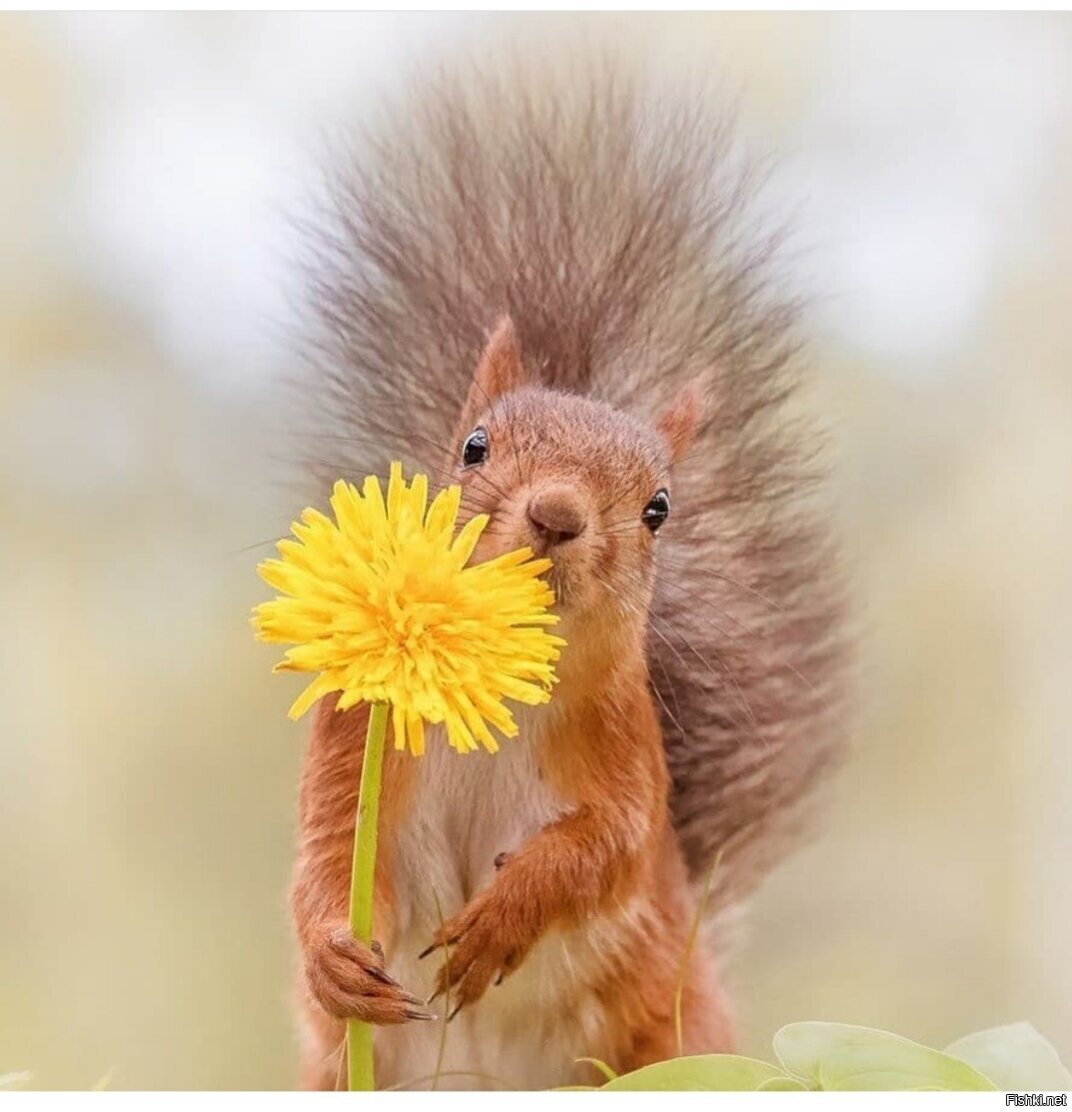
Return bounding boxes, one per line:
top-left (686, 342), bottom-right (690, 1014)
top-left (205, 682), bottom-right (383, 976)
top-left (252, 461), bottom-right (564, 755)
top-left (254, 462), bottom-right (565, 1090)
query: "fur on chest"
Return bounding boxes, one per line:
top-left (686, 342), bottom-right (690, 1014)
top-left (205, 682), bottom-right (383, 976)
top-left (379, 732), bottom-right (649, 1089)
top-left (389, 731), bottom-right (568, 931)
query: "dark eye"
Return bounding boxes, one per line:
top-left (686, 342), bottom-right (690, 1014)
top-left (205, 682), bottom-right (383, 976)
top-left (642, 489), bottom-right (670, 533)
top-left (462, 427), bottom-right (489, 467)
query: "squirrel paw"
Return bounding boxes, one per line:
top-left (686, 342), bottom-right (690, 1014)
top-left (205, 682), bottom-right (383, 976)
top-left (421, 891), bottom-right (530, 1017)
top-left (306, 924), bottom-right (434, 1025)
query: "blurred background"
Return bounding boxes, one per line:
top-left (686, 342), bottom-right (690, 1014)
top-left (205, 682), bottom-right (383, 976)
top-left (1, 11), bottom-right (1070, 1090)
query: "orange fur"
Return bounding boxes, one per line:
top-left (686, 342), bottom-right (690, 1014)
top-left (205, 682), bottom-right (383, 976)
top-left (287, 64), bottom-right (846, 1089)
top-left (291, 327), bottom-right (736, 1089)
top-left (301, 63), bottom-right (846, 907)
top-left (293, 660), bottom-right (734, 1089)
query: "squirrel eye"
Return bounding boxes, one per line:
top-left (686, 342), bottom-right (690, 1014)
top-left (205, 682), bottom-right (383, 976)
top-left (462, 427), bottom-right (489, 467)
top-left (642, 489), bottom-right (670, 533)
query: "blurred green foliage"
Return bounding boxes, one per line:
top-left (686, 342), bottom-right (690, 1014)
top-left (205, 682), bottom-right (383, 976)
top-left (595, 1023), bottom-right (1071, 1091)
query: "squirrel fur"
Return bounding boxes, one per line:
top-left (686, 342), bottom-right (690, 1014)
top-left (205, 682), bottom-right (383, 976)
top-left (288, 60), bottom-right (845, 1091)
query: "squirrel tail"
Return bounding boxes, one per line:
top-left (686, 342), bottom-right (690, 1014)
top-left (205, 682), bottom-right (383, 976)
top-left (297, 56), bottom-right (847, 914)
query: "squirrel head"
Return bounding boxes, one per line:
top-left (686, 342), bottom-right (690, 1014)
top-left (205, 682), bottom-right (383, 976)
top-left (450, 317), bottom-right (700, 650)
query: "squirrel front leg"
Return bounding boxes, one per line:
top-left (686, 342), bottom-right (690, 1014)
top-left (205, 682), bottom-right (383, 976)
top-left (426, 699), bottom-right (666, 1013)
top-left (292, 698), bottom-right (431, 1026)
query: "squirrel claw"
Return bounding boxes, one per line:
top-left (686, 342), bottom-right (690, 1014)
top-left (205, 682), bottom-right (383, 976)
top-left (306, 923), bottom-right (427, 1025)
top-left (493, 951), bottom-right (517, 987)
top-left (427, 894), bottom-right (531, 1010)
top-left (364, 963), bottom-right (401, 988)
top-left (419, 931), bottom-right (459, 960)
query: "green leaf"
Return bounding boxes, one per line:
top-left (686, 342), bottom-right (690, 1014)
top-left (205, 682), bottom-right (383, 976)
top-left (945, 1023), bottom-right (1072, 1091)
top-left (603, 1054), bottom-right (784, 1091)
top-left (774, 1022), bottom-right (995, 1091)
top-left (757, 1075), bottom-right (809, 1091)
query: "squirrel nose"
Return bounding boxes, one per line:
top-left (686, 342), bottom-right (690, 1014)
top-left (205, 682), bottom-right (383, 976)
top-left (527, 487), bottom-right (587, 547)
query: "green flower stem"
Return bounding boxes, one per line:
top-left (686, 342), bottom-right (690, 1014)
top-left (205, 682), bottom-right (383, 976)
top-left (347, 700), bottom-right (389, 1092)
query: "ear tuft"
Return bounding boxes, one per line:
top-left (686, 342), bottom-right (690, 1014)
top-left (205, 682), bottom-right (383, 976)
top-left (472, 316), bottom-right (525, 404)
top-left (656, 384), bottom-right (702, 465)
top-left (454, 317), bottom-right (527, 440)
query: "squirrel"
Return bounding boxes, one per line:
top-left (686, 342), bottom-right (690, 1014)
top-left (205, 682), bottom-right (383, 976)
top-left (286, 61), bottom-right (845, 1091)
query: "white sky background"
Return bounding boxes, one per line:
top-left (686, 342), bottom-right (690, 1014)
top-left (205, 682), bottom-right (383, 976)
top-left (50, 11), bottom-right (1072, 393)
top-left (62, 13), bottom-right (473, 394)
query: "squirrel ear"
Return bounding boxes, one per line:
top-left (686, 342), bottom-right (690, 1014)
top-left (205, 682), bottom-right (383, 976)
top-left (460, 317), bottom-right (526, 426)
top-left (656, 384), bottom-right (702, 465)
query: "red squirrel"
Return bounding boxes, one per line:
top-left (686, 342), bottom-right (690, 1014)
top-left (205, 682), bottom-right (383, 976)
top-left (287, 64), bottom-right (845, 1090)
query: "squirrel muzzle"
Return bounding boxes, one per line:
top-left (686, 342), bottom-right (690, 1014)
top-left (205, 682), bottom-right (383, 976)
top-left (526, 485), bottom-right (588, 552)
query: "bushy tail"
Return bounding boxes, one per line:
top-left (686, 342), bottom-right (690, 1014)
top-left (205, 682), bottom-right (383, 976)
top-left (297, 57), bottom-right (846, 910)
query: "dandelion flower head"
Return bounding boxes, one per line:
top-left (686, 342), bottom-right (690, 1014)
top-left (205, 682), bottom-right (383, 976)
top-left (253, 463), bottom-right (563, 754)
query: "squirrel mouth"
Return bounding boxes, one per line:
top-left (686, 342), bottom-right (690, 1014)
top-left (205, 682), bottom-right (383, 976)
top-left (543, 557), bottom-right (576, 608)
